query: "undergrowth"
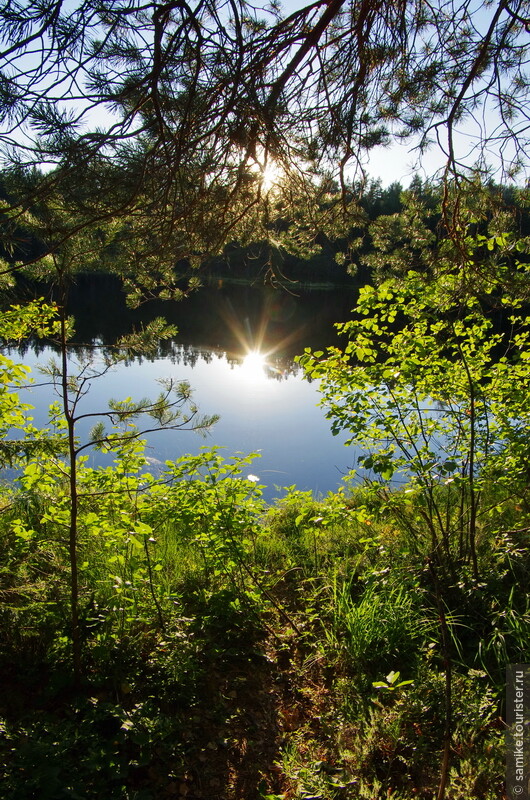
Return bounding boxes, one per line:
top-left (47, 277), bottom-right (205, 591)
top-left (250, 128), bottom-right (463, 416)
top-left (0, 447), bottom-right (526, 799)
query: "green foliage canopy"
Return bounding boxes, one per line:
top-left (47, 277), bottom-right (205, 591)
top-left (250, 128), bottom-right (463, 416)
top-left (299, 230), bottom-right (530, 569)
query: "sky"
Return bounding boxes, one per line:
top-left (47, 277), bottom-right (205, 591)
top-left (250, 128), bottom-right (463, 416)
top-left (275, 0), bottom-right (526, 187)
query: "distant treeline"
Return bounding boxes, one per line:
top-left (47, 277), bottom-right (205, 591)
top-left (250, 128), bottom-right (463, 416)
top-left (1, 171), bottom-right (528, 294)
top-left (163, 178), bottom-right (530, 287)
top-left (202, 180), bottom-right (407, 286)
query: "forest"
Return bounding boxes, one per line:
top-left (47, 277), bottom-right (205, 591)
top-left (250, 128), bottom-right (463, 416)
top-left (1, 1), bottom-right (530, 798)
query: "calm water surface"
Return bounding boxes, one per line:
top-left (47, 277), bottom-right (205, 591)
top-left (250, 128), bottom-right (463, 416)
top-left (6, 282), bottom-right (361, 500)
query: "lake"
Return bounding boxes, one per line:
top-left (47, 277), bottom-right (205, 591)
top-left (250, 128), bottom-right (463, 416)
top-left (5, 279), bottom-right (361, 500)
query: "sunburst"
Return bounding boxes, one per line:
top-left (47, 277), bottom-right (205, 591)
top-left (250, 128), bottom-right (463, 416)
top-left (239, 350), bottom-right (268, 384)
top-left (248, 152), bottom-right (282, 192)
top-left (260, 160), bottom-right (282, 191)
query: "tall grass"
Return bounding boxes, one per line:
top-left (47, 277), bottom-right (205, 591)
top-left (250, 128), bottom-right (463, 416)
top-left (328, 577), bottom-right (432, 679)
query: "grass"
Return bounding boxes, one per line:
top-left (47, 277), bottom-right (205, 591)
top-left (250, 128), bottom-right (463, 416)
top-left (0, 457), bottom-right (525, 799)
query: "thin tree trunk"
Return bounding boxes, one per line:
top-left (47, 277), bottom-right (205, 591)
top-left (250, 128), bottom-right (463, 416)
top-left (429, 558), bottom-right (452, 800)
top-left (60, 306), bottom-right (81, 683)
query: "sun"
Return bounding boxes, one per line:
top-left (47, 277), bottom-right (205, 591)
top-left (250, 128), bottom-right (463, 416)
top-left (248, 152), bottom-right (282, 192)
top-left (260, 161), bottom-right (281, 191)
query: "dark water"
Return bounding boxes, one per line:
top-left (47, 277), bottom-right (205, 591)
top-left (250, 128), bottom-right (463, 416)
top-left (7, 279), bottom-right (362, 500)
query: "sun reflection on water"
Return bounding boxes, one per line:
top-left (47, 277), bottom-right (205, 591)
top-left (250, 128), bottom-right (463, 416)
top-left (239, 350), bottom-right (268, 384)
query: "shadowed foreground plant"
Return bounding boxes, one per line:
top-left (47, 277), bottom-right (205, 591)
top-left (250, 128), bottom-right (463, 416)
top-left (328, 577), bottom-right (431, 683)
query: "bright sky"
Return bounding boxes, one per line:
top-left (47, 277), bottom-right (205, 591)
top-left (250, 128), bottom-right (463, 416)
top-left (275, 0), bottom-right (526, 187)
top-left (363, 139), bottom-right (444, 188)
